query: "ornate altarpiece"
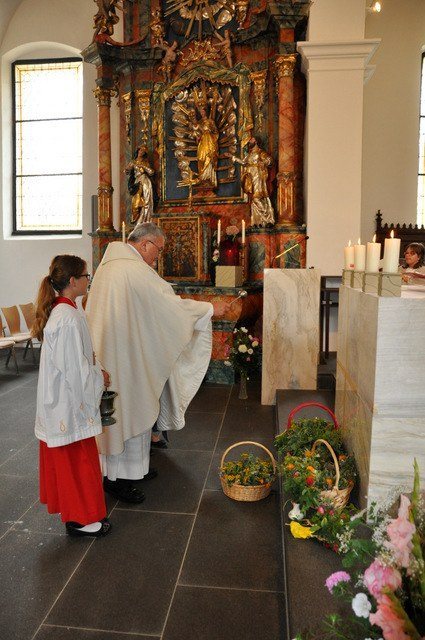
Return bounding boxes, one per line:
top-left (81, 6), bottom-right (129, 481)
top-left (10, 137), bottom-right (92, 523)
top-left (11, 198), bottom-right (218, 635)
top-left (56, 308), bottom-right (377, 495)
top-left (83, 0), bottom-right (310, 381)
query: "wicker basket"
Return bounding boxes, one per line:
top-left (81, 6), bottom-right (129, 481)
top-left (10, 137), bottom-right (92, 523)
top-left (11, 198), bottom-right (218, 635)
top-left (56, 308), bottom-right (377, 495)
top-left (311, 438), bottom-right (352, 510)
top-left (220, 441), bottom-right (277, 502)
top-left (286, 401), bottom-right (340, 431)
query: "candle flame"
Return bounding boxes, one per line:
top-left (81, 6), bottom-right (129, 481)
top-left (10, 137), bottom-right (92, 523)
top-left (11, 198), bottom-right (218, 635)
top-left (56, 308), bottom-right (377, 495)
top-left (348, 239), bottom-right (352, 247)
top-left (390, 229), bottom-right (394, 239)
top-left (372, 234), bottom-right (376, 243)
top-left (357, 238), bottom-right (361, 245)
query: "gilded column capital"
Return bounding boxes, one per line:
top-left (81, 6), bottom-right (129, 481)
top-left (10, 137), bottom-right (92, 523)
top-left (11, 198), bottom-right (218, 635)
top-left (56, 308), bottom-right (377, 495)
top-left (93, 86), bottom-right (114, 107)
top-left (274, 53), bottom-right (297, 86)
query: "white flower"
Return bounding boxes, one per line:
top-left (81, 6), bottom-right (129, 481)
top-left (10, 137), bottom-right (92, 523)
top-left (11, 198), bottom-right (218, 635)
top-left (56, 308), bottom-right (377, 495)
top-left (248, 335), bottom-right (253, 340)
top-left (241, 327), bottom-right (248, 333)
top-left (252, 340), bottom-right (259, 347)
top-left (233, 328), bottom-right (237, 333)
top-left (238, 344), bottom-right (248, 353)
top-left (247, 348), bottom-right (253, 354)
top-left (224, 360), bottom-right (232, 367)
top-left (351, 593), bottom-right (372, 618)
top-left (288, 503), bottom-right (304, 521)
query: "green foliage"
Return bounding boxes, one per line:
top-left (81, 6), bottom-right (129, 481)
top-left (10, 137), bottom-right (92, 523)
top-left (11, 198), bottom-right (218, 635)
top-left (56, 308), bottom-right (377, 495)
top-left (274, 418), bottom-right (344, 457)
top-left (220, 453), bottom-right (275, 487)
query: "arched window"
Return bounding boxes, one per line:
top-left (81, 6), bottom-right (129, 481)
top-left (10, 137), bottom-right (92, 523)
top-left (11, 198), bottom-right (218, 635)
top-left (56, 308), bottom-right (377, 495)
top-left (12, 58), bottom-right (83, 235)
top-left (418, 52), bottom-right (425, 227)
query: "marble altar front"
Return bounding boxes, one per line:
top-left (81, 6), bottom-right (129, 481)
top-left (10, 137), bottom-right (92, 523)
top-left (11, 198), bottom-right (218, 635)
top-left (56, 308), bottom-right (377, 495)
top-left (336, 285), bottom-right (425, 506)
top-left (261, 269), bottom-right (321, 405)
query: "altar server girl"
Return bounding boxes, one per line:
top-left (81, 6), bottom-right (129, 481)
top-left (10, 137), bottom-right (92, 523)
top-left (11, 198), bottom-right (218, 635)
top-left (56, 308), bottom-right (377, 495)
top-left (32, 255), bottom-right (111, 537)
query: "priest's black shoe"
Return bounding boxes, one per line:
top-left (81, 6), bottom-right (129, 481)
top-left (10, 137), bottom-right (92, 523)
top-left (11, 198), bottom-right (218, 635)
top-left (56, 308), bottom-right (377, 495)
top-left (140, 468), bottom-right (158, 481)
top-left (103, 478), bottom-right (145, 504)
top-left (151, 439), bottom-right (167, 449)
top-left (66, 518), bottom-right (112, 538)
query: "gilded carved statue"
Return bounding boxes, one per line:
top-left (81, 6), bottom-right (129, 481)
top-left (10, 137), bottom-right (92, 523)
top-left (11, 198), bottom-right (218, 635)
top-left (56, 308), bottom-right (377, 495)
top-left (171, 82), bottom-right (237, 193)
top-left (193, 106), bottom-right (219, 188)
top-left (126, 147), bottom-right (154, 224)
top-left (157, 40), bottom-right (179, 83)
top-left (233, 138), bottom-right (275, 227)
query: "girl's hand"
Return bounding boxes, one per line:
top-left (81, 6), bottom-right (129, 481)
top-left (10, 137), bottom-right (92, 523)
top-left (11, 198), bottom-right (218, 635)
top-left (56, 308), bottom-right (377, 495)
top-left (102, 370), bottom-right (111, 387)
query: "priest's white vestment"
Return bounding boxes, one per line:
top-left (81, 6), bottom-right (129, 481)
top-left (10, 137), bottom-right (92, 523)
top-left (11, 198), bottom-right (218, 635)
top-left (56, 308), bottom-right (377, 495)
top-left (86, 241), bottom-right (213, 460)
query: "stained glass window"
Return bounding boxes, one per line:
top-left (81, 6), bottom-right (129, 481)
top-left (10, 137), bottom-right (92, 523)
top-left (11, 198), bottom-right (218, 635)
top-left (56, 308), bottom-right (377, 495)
top-left (13, 59), bottom-right (83, 234)
top-left (418, 54), bottom-right (425, 227)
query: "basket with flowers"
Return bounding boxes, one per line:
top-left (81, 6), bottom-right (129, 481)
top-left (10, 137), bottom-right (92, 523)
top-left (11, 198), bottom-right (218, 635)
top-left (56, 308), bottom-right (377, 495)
top-left (219, 441), bottom-right (276, 502)
top-left (275, 403), bottom-right (357, 549)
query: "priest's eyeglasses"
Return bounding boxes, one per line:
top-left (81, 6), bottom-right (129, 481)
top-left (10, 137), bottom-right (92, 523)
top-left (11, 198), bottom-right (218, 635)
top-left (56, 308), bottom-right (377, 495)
top-left (76, 273), bottom-right (92, 282)
top-left (147, 240), bottom-right (164, 255)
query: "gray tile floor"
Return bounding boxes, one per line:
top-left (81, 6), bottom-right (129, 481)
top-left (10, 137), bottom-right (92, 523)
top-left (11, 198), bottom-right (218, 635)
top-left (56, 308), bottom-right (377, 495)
top-left (0, 362), bottom-right (285, 640)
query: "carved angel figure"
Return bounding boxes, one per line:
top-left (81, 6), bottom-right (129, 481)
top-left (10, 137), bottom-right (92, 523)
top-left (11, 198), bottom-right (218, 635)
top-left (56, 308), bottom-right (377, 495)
top-left (171, 82), bottom-right (237, 193)
top-left (158, 40), bottom-right (179, 83)
top-left (233, 138), bottom-right (275, 227)
top-left (126, 146), bottom-right (154, 224)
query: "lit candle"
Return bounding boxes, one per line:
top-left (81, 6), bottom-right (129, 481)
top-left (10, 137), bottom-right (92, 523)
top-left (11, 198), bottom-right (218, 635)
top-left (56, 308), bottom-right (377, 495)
top-left (344, 240), bottom-right (355, 270)
top-left (122, 221), bottom-right (126, 243)
top-left (354, 238), bottom-right (366, 271)
top-left (366, 234), bottom-right (381, 273)
top-left (217, 219), bottom-right (221, 245)
top-left (241, 220), bottom-right (245, 244)
top-left (382, 230), bottom-right (401, 273)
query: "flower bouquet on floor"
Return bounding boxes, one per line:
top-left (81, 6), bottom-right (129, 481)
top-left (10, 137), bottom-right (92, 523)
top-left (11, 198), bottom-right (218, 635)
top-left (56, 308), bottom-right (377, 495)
top-left (224, 326), bottom-right (261, 399)
top-left (293, 460), bottom-right (425, 640)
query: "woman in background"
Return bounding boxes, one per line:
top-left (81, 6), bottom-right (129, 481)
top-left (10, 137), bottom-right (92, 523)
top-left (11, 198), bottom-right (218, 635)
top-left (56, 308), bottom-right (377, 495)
top-left (401, 242), bottom-right (425, 284)
top-left (32, 255), bottom-right (111, 537)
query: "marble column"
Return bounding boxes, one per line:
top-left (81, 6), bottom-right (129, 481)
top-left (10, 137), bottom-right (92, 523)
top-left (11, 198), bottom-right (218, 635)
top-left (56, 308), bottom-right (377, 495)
top-left (261, 269), bottom-right (321, 405)
top-left (274, 53), bottom-right (297, 227)
top-left (94, 86), bottom-right (115, 232)
top-left (336, 286), bottom-right (425, 506)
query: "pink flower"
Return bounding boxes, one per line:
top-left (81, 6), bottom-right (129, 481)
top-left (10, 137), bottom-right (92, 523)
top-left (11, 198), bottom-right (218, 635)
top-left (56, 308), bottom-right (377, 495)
top-left (386, 495), bottom-right (415, 569)
top-left (363, 560), bottom-right (402, 602)
top-left (369, 595), bottom-right (411, 640)
top-left (325, 571), bottom-right (351, 593)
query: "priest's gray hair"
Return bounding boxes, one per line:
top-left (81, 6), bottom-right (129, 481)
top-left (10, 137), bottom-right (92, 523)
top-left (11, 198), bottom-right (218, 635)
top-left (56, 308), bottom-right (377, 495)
top-left (128, 222), bottom-right (165, 243)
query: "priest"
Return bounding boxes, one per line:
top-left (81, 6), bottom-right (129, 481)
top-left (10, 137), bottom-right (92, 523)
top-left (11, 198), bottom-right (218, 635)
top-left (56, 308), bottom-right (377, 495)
top-left (87, 222), bottom-right (228, 503)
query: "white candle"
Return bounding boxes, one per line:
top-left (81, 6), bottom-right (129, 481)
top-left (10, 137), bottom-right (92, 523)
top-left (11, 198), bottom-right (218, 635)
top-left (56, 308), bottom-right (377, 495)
top-left (354, 238), bottom-right (366, 271)
top-left (241, 220), bottom-right (245, 244)
top-left (217, 220), bottom-right (221, 245)
top-left (122, 221), bottom-right (126, 243)
top-left (366, 234), bottom-right (381, 272)
top-left (344, 240), bottom-right (355, 270)
top-left (382, 230), bottom-right (401, 273)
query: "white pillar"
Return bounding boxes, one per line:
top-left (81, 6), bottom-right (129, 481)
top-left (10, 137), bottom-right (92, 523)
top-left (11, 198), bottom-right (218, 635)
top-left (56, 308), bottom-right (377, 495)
top-left (297, 0), bottom-right (380, 275)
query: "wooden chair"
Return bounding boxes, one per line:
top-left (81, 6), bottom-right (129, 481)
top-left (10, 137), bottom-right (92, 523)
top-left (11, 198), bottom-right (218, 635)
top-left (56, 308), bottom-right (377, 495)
top-left (0, 337), bottom-right (19, 374)
top-left (1, 306), bottom-right (37, 363)
top-left (19, 302), bottom-right (36, 332)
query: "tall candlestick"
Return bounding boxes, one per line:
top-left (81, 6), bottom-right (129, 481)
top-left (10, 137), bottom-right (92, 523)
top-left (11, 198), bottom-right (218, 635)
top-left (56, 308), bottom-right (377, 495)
top-left (354, 238), bottom-right (366, 271)
top-left (122, 221), bottom-right (126, 243)
top-left (241, 219), bottom-right (245, 244)
top-left (217, 220), bottom-right (221, 245)
top-left (344, 240), bottom-right (354, 270)
top-left (382, 230), bottom-right (400, 273)
top-left (366, 234), bottom-right (381, 272)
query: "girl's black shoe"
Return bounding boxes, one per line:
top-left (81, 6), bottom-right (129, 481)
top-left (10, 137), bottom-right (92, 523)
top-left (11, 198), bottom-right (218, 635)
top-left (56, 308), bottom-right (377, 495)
top-left (65, 518), bottom-right (112, 538)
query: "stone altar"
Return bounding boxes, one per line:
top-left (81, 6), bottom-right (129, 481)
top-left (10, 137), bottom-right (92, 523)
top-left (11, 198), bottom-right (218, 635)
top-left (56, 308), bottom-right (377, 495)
top-left (336, 285), bottom-right (425, 506)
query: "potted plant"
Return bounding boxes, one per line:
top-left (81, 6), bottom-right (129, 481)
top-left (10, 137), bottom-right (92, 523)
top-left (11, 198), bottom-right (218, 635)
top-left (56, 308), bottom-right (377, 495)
top-left (224, 326), bottom-right (261, 399)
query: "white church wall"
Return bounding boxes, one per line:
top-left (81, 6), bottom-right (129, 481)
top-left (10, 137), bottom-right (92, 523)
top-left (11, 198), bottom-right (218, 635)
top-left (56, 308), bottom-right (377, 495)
top-left (0, 0), bottom-right (121, 308)
top-left (362, 0), bottom-right (425, 240)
